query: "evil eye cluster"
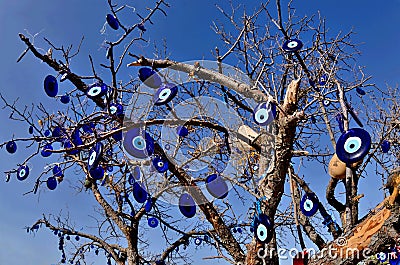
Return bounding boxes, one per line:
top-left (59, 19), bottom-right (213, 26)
top-left (125, 92), bottom-right (246, 219)
top-left (10, 102), bottom-right (121, 190)
top-left (336, 128), bottom-right (371, 164)
top-left (125, 62), bottom-right (274, 221)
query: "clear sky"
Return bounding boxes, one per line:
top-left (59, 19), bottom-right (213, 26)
top-left (0, 1), bottom-right (399, 265)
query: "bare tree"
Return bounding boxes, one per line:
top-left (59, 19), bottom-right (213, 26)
top-left (2, 0), bottom-right (399, 265)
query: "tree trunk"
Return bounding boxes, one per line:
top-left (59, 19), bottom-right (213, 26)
top-left (126, 225), bottom-right (140, 265)
top-left (246, 80), bottom-right (302, 264)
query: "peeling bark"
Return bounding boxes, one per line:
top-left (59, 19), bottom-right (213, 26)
top-left (308, 201), bottom-right (400, 265)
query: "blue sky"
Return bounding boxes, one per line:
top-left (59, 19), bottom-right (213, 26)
top-left (0, 1), bottom-right (399, 265)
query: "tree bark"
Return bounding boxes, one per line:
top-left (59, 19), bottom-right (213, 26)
top-left (308, 200), bottom-right (400, 265)
top-left (245, 80), bottom-right (302, 265)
